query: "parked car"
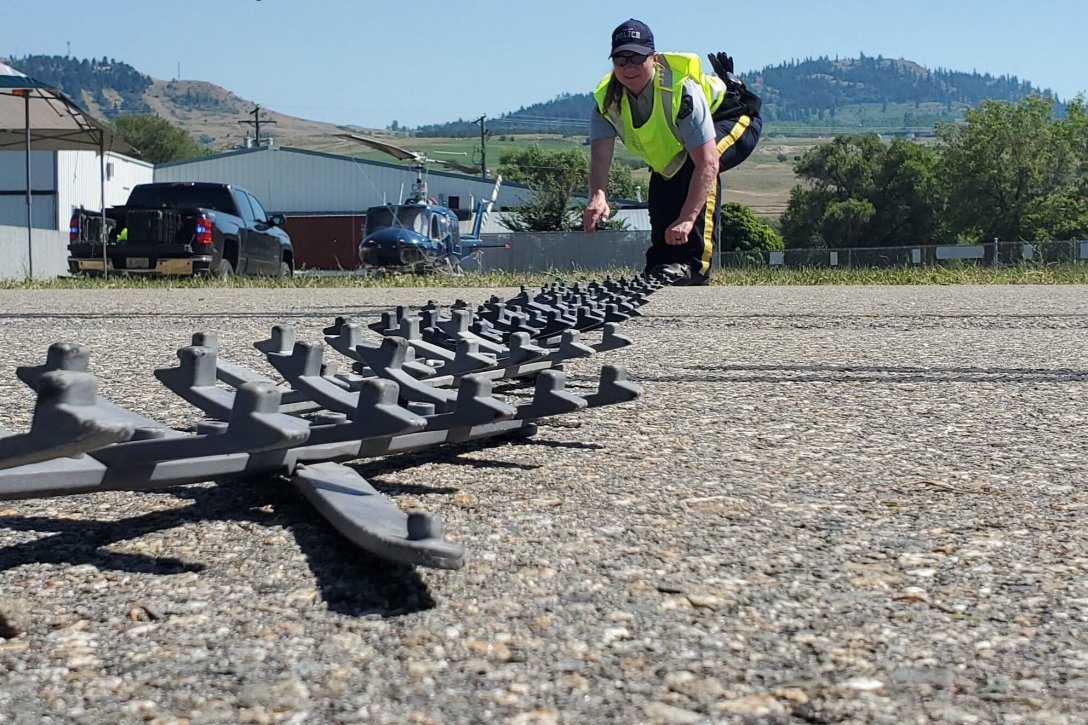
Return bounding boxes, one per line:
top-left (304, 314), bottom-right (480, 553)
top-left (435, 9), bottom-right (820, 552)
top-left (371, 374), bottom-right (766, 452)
top-left (68, 182), bottom-right (293, 278)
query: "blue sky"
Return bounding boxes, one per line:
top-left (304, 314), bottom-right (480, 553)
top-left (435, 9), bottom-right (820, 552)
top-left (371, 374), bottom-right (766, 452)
top-left (3, 0), bottom-right (1085, 130)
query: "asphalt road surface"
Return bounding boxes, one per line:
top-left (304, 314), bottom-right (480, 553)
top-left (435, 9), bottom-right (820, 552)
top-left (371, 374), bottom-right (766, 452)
top-left (0, 284), bottom-right (1086, 723)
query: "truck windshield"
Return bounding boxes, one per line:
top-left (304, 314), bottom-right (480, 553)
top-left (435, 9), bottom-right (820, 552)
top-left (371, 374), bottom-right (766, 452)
top-left (365, 206), bottom-right (427, 236)
top-left (126, 186), bottom-right (236, 214)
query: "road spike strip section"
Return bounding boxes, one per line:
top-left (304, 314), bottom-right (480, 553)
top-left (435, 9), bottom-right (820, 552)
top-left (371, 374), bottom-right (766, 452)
top-left (0, 371), bottom-right (135, 471)
top-left (0, 275), bottom-right (661, 569)
top-left (292, 462), bottom-right (466, 570)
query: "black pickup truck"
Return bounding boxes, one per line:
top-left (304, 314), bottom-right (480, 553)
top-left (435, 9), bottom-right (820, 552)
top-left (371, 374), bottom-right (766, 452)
top-left (68, 182), bottom-right (294, 278)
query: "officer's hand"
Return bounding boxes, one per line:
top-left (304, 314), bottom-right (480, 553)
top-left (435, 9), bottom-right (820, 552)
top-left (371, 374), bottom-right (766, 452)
top-left (708, 52), bottom-right (735, 79)
top-left (583, 195), bottom-right (611, 234)
top-left (665, 220), bottom-right (694, 245)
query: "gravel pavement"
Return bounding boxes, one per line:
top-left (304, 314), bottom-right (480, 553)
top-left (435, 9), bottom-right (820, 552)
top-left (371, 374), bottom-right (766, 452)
top-left (0, 284), bottom-right (1086, 724)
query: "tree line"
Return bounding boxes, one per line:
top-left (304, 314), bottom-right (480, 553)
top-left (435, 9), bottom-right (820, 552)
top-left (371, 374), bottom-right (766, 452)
top-left (756, 54), bottom-right (1052, 125)
top-left (7, 54), bottom-right (151, 118)
top-left (493, 145), bottom-right (784, 254)
top-left (94, 95), bottom-right (1088, 254)
top-left (780, 96), bottom-right (1087, 249)
top-left (493, 95), bottom-right (1086, 253)
top-left (9, 52), bottom-right (1060, 137)
top-left (415, 55), bottom-right (1056, 136)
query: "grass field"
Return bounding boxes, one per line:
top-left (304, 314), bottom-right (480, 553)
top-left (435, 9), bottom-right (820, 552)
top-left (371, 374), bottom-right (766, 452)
top-left (5, 264), bottom-right (1088, 291)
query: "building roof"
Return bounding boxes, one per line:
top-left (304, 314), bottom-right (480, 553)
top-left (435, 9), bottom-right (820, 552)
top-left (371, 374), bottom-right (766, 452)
top-left (154, 145), bottom-right (533, 217)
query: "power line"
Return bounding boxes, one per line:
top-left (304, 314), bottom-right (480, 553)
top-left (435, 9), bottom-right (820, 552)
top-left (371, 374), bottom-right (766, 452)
top-left (475, 115), bottom-right (490, 179)
top-left (237, 105), bottom-right (276, 146)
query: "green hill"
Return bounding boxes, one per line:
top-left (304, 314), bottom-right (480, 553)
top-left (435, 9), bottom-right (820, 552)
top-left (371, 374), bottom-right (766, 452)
top-left (751, 54), bottom-right (1056, 134)
top-left (6, 55), bottom-right (153, 117)
top-left (416, 54), bottom-right (1060, 137)
top-left (4, 53), bottom-right (1063, 145)
top-left (2, 54), bottom-right (355, 152)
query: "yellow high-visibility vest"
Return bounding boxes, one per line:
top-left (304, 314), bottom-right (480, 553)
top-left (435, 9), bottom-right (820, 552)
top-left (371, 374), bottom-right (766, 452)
top-left (594, 52), bottom-right (726, 178)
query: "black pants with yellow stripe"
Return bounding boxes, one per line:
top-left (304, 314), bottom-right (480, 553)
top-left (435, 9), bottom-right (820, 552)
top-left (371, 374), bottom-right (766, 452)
top-left (645, 114), bottom-right (762, 282)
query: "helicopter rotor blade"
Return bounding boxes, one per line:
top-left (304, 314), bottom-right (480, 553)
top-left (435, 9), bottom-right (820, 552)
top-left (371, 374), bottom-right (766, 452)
top-left (335, 133), bottom-right (422, 163)
top-left (438, 160), bottom-right (482, 175)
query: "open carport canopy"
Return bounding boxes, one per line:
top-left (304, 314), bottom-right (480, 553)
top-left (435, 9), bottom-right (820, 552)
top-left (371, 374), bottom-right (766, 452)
top-left (0, 61), bottom-right (136, 155)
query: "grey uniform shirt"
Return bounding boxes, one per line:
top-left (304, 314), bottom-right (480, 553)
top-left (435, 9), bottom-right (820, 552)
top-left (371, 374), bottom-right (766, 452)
top-left (589, 74), bottom-right (715, 152)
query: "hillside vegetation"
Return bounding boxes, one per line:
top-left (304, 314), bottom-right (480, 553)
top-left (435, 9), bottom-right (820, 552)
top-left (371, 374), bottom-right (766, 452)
top-left (417, 55), bottom-right (1058, 137)
top-left (3, 55), bottom-right (356, 151)
top-left (6, 53), bottom-right (1062, 147)
top-left (3, 53), bottom-right (1070, 223)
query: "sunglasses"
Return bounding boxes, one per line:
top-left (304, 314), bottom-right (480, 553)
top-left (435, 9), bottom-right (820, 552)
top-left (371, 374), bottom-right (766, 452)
top-left (612, 53), bottom-right (651, 67)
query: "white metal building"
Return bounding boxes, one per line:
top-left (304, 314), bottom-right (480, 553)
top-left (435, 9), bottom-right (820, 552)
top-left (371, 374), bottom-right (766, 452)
top-left (0, 149), bottom-right (152, 230)
top-left (0, 149), bottom-right (153, 280)
top-left (154, 146), bottom-right (533, 215)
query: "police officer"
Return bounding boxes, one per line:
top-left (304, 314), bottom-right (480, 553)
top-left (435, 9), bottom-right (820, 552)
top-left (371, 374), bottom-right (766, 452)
top-left (583, 18), bottom-right (762, 285)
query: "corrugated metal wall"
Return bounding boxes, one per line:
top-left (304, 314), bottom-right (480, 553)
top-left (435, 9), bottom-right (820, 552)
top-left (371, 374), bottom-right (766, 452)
top-left (0, 150), bottom-right (152, 230)
top-left (0, 224), bottom-right (69, 280)
top-left (280, 214), bottom-right (366, 270)
top-left (0, 150), bottom-right (56, 229)
top-left (55, 150), bottom-right (153, 229)
top-left (477, 230), bottom-right (651, 273)
top-left (154, 147), bottom-right (533, 215)
top-left (477, 207), bottom-right (651, 234)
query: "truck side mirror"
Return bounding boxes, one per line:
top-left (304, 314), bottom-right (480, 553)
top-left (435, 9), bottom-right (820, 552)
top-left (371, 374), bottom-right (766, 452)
top-left (269, 213), bottom-right (286, 226)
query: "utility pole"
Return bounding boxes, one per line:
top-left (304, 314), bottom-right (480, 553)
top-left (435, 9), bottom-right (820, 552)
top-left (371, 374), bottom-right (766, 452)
top-left (475, 115), bottom-right (491, 179)
top-left (238, 105), bottom-right (277, 148)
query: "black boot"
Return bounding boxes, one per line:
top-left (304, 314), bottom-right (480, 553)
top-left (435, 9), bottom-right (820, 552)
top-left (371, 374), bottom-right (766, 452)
top-left (648, 264), bottom-right (712, 286)
top-left (647, 262), bottom-right (690, 284)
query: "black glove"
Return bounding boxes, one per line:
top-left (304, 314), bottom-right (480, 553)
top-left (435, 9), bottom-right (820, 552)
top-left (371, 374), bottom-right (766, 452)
top-left (707, 52), bottom-right (734, 79)
top-left (708, 51), bottom-right (761, 118)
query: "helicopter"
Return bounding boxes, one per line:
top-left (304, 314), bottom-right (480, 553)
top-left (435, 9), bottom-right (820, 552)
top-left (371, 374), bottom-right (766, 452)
top-left (336, 134), bottom-right (508, 275)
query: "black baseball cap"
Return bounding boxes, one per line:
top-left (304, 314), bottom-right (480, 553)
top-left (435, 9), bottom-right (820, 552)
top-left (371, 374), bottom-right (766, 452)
top-left (610, 18), bottom-right (654, 57)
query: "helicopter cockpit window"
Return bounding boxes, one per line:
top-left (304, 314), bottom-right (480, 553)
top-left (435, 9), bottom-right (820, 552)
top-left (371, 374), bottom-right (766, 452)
top-left (428, 213), bottom-right (446, 241)
top-left (365, 207), bottom-right (428, 236)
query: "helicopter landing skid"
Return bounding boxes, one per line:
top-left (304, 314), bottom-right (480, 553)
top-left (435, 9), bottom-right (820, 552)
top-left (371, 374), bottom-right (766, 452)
top-left (355, 266), bottom-right (424, 280)
top-left (441, 256), bottom-right (466, 276)
top-left (447, 250), bottom-right (487, 276)
top-left (355, 265), bottom-right (386, 280)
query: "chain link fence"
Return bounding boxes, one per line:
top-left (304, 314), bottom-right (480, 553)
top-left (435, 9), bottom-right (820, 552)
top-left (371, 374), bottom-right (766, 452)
top-left (475, 232), bottom-right (1088, 273)
top-left (477, 231), bottom-right (650, 273)
top-left (720, 240), bottom-right (1088, 269)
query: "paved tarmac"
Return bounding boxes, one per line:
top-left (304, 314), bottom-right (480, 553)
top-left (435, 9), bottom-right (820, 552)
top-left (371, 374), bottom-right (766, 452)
top-left (0, 284), bottom-right (1086, 723)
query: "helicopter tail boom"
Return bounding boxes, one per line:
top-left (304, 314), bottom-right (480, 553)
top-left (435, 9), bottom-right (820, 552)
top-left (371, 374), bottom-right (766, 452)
top-left (470, 175), bottom-right (503, 239)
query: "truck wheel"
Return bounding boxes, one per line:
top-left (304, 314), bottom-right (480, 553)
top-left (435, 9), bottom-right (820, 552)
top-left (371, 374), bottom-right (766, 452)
top-left (215, 259), bottom-right (234, 280)
top-left (279, 260), bottom-right (293, 278)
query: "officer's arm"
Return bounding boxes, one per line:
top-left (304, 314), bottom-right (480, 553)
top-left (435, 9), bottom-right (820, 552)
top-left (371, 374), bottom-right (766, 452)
top-left (588, 137), bottom-right (614, 203)
top-left (584, 138), bottom-right (616, 234)
top-left (677, 138), bottom-right (719, 225)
